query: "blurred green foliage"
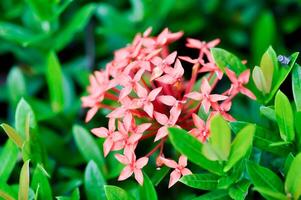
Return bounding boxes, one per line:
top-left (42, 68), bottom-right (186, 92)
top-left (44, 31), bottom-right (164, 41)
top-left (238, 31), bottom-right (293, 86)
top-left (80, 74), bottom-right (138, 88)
top-left (0, 0), bottom-right (301, 199)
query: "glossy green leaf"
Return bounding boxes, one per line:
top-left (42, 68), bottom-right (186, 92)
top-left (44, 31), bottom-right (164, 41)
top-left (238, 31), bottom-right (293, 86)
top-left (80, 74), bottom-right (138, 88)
top-left (275, 90), bottom-right (294, 142)
top-left (84, 161), bottom-right (106, 200)
top-left (283, 153), bottom-right (294, 176)
top-left (0, 183), bottom-right (17, 200)
top-left (260, 106), bottom-right (276, 121)
top-left (211, 48), bottom-right (246, 74)
top-left (71, 188), bottom-right (80, 200)
top-left (292, 64), bottom-right (301, 111)
top-left (7, 67), bottom-right (26, 106)
top-left (31, 165), bottom-right (52, 200)
top-left (285, 153), bottom-right (301, 200)
top-left (224, 124), bottom-right (255, 172)
top-left (253, 187), bottom-right (287, 200)
top-left (0, 140), bottom-right (19, 182)
top-left (180, 173), bottom-right (219, 190)
top-left (46, 51), bottom-right (64, 112)
top-left (15, 98), bottom-right (37, 140)
top-left (264, 52), bottom-right (299, 104)
top-left (252, 11), bottom-right (276, 62)
top-left (140, 172), bottom-right (157, 200)
top-left (168, 127), bottom-right (223, 175)
top-left (104, 185), bottom-right (134, 200)
top-left (209, 114), bottom-right (231, 161)
top-left (247, 161), bottom-right (284, 194)
top-left (72, 125), bottom-right (107, 174)
top-left (252, 66), bottom-right (269, 94)
top-left (1, 123), bottom-right (23, 148)
top-left (295, 112), bottom-right (301, 152)
top-left (18, 160), bottom-right (30, 200)
top-left (151, 166), bottom-right (169, 186)
top-left (193, 190), bottom-right (230, 200)
top-left (260, 47), bottom-right (277, 92)
top-left (229, 179), bottom-right (250, 200)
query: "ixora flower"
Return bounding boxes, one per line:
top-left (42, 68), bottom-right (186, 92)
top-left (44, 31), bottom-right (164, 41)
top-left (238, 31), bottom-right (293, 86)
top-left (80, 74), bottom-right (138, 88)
top-left (82, 27), bottom-right (255, 186)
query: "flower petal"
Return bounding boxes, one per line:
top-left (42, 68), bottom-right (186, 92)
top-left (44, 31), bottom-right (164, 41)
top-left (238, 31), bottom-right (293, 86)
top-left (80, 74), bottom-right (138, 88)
top-left (134, 169), bottom-right (144, 185)
top-left (154, 126), bottom-right (168, 141)
top-left (118, 166), bottom-right (133, 181)
top-left (136, 157), bottom-right (149, 169)
top-left (91, 127), bottom-right (109, 138)
top-left (154, 112), bottom-right (169, 125)
top-left (168, 170), bottom-right (181, 188)
top-left (157, 95), bottom-right (177, 106)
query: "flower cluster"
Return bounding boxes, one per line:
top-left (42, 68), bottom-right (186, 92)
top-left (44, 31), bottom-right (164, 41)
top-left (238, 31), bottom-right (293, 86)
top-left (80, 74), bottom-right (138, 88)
top-left (82, 28), bottom-right (255, 187)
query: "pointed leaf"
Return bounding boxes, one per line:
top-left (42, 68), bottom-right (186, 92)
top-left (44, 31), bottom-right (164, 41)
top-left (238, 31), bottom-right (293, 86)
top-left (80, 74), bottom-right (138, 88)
top-left (292, 64), bottom-right (301, 111)
top-left (180, 173), bottom-right (219, 190)
top-left (84, 161), bottom-right (106, 200)
top-left (193, 190), bottom-right (229, 200)
top-left (275, 90), bottom-right (294, 142)
top-left (0, 140), bottom-right (19, 182)
top-left (104, 185), bottom-right (134, 200)
top-left (209, 114), bottom-right (231, 161)
top-left (7, 67), bottom-right (26, 106)
top-left (252, 66), bottom-right (269, 94)
top-left (285, 153), bottom-right (301, 200)
top-left (168, 127), bottom-right (223, 175)
top-left (46, 51), bottom-right (64, 112)
top-left (140, 172), bottom-right (157, 200)
top-left (18, 160), bottom-right (30, 200)
top-left (260, 47), bottom-right (277, 92)
top-left (72, 125), bottom-right (107, 175)
top-left (31, 165), bottom-right (52, 200)
top-left (229, 179), bottom-right (250, 200)
top-left (1, 123), bottom-right (23, 148)
top-left (211, 48), bottom-right (246, 74)
top-left (224, 124), bottom-right (255, 172)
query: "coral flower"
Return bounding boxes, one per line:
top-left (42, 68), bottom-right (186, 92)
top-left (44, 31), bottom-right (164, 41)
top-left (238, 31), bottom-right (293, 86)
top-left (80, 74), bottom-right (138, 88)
top-left (82, 27), bottom-right (255, 186)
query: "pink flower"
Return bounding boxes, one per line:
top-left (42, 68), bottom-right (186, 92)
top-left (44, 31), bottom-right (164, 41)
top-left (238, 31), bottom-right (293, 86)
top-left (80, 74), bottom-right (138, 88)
top-left (153, 111), bottom-right (178, 141)
top-left (151, 51), bottom-right (177, 80)
top-left (156, 59), bottom-right (184, 84)
top-left (160, 155), bottom-right (192, 188)
top-left (185, 78), bottom-right (227, 113)
top-left (115, 152), bottom-right (149, 185)
top-left (189, 114), bottom-right (210, 142)
top-left (225, 68), bottom-right (256, 100)
top-left (83, 27), bottom-right (256, 187)
top-left (91, 118), bottom-right (123, 156)
top-left (136, 87), bottom-right (162, 117)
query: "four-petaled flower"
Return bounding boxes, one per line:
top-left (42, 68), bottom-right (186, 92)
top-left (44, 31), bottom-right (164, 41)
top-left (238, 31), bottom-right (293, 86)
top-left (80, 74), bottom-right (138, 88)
top-left (115, 152), bottom-right (149, 185)
top-left (225, 68), bottom-right (256, 100)
top-left (159, 155), bottom-right (192, 188)
top-left (189, 114), bottom-right (210, 142)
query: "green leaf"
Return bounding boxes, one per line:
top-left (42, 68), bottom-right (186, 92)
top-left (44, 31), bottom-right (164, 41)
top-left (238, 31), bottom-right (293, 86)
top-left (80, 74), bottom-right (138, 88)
top-left (264, 52), bottom-right (299, 104)
top-left (31, 164), bottom-right (52, 200)
top-left (247, 161), bottom-right (284, 193)
top-left (295, 112), bottom-right (301, 152)
top-left (168, 127), bottom-right (223, 175)
top-left (253, 187), bottom-right (287, 200)
top-left (71, 188), bottom-right (80, 200)
top-left (180, 173), bottom-right (219, 190)
top-left (84, 161), bottom-right (106, 200)
top-left (22, 129), bottom-right (45, 165)
top-left (104, 185), bottom-right (134, 200)
top-left (224, 124), bottom-right (255, 172)
top-left (72, 125), bottom-right (107, 174)
top-left (0, 140), bottom-right (19, 182)
top-left (54, 4), bottom-right (96, 50)
top-left (193, 190), bottom-right (230, 200)
top-left (228, 179), bottom-right (250, 200)
top-left (209, 114), bottom-right (231, 161)
top-left (230, 122), bottom-right (290, 156)
top-left (1, 123), bottom-right (23, 148)
top-left (46, 51), bottom-right (64, 112)
top-left (0, 183), bottom-right (17, 200)
top-left (15, 98), bottom-right (37, 140)
top-left (275, 90), bottom-right (294, 142)
top-left (260, 106), bottom-right (276, 121)
top-left (285, 153), bottom-right (301, 200)
top-left (283, 153), bottom-right (294, 176)
top-left (260, 47), bottom-right (278, 92)
top-left (292, 64), bottom-right (301, 111)
top-left (252, 11), bottom-right (276, 62)
top-left (140, 172), bottom-right (157, 200)
top-left (211, 48), bottom-right (246, 74)
top-left (18, 160), bottom-right (30, 200)
top-left (151, 166), bottom-right (169, 186)
top-left (252, 66), bottom-right (269, 94)
top-left (7, 67), bottom-right (26, 106)
top-left (25, 0), bottom-right (55, 21)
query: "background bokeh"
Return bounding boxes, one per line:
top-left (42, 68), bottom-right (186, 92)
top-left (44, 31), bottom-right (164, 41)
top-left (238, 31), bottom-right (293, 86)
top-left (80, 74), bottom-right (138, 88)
top-left (0, 0), bottom-right (301, 199)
